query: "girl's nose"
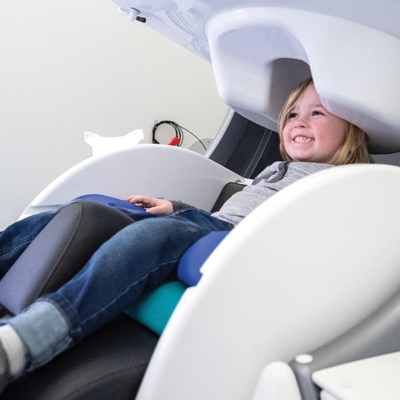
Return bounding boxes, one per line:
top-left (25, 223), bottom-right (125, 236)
top-left (295, 117), bottom-right (307, 128)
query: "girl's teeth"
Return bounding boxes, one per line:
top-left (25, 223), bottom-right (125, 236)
top-left (295, 137), bottom-right (311, 142)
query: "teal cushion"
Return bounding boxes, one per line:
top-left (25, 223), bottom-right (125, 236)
top-left (125, 280), bottom-right (188, 335)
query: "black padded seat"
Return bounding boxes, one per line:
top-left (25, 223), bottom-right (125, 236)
top-left (2, 315), bottom-right (158, 400)
top-left (0, 201), bottom-right (137, 316)
top-left (210, 182), bottom-right (246, 213)
top-left (0, 183), bottom-right (246, 400)
top-left (0, 201), bottom-right (156, 400)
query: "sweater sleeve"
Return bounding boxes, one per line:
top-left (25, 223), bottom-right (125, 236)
top-left (170, 200), bottom-right (197, 212)
top-left (212, 161), bottom-right (333, 225)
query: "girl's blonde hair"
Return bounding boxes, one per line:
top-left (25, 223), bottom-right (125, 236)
top-left (278, 78), bottom-right (373, 165)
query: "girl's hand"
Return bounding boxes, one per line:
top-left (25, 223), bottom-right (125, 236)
top-left (126, 195), bottom-right (174, 215)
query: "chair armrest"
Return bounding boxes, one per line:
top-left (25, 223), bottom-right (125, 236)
top-left (137, 164), bottom-right (400, 400)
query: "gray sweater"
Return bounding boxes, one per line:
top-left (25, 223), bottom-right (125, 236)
top-left (173, 161), bottom-right (333, 226)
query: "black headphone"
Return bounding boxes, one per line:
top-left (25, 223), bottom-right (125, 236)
top-left (152, 120), bottom-right (183, 146)
top-left (152, 120), bottom-right (207, 150)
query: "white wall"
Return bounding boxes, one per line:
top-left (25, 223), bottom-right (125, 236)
top-left (0, 0), bottom-right (228, 230)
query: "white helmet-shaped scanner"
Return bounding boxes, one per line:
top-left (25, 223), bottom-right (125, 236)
top-left (206, 3), bottom-right (400, 154)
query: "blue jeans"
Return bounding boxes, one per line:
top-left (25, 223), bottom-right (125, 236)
top-left (0, 206), bottom-right (232, 370)
top-left (0, 211), bottom-right (56, 277)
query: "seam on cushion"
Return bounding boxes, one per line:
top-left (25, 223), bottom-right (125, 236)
top-left (40, 202), bottom-right (132, 295)
top-left (38, 202), bottom-right (85, 295)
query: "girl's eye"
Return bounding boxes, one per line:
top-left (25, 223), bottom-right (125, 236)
top-left (287, 112), bottom-right (297, 119)
top-left (312, 110), bottom-right (323, 116)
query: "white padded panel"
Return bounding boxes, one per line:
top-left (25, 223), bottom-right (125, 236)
top-left (137, 164), bottom-right (400, 400)
top-left (19, 145), bottom-right (242, 219)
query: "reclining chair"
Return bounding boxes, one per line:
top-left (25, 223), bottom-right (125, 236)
top-left (2, 146), bottom-right (400, 400)
top-left (2, 1), bottom-right (400, 399)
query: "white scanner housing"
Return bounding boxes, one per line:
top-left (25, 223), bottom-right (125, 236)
top-left (116, 0), bottom-right (400, 153)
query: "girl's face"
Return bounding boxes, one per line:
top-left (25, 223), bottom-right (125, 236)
top-left (282, 83), bottom-right (347, 164)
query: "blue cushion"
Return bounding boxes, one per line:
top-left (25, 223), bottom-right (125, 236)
top-left (177, 230), bottom-right (230, 286)
top-left (74, 194), bottom-right (146, 213)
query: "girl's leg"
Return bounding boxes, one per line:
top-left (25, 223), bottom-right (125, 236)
top-left (0, 208), bottom-right (62, 391)
top-left (4, 210), bottom-right (231, 370)
top-left (0, 211), bottom-right (58, 277)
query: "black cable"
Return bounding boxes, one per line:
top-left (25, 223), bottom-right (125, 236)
top-left (152, 120), bottom-right (207, 151)
top-left (180, 124), bottom-right (207, 151)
